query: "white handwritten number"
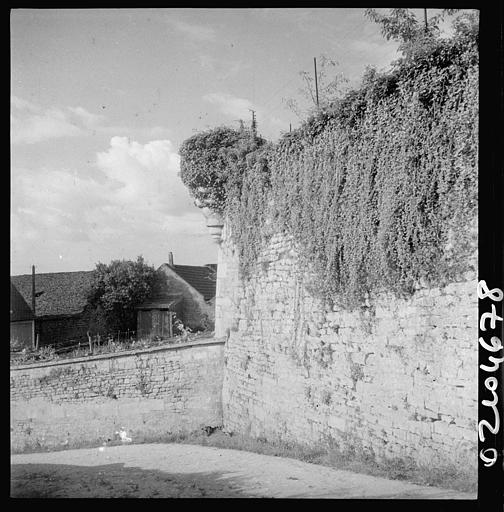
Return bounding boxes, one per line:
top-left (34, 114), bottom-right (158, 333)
top-left (478, 282), bottom-right (502, 469)
top-left (480, 355), bottom-right (504, 373)
top-left (479, 336), bottom-right (503, 352)
top-left (477, 280), bottom-right (504, 302)
top-left (480, 304), bottom-right (503, 331)
top-left (480, 448), bottom-right (498, 467)
top-left (479, 378), bottom-right (500, 442)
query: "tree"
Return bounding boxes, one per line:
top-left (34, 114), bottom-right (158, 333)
top-left (86, 256), bottom-right (157, 334)
top-left (364, 8), bottom-right (478, 70)
top-left (283, 54), bottom-right (348, 120)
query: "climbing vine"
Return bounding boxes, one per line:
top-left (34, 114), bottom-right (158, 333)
top-left (179, 29), bottom-right (478, 309)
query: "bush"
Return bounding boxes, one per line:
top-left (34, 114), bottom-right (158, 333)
top-left (179, 126), bottom-right (266, 213)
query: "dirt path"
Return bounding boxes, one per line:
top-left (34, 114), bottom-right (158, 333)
top-left (11, 443), bottom-right (476, 499)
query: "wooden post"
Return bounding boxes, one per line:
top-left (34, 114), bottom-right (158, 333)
top-left (314, 57), bottom-right (319, 108)
top-left (169, 312), bottom-right (173, 338)
top-left (31, 265), bottom-right (36, 349)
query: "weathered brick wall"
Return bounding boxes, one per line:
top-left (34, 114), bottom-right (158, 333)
top-left (217, 224), bottom-right (478, 474)
top-left (10, 338), bottom-right (225, 452)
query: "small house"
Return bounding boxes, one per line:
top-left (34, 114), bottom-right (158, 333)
top-left (136, 253), bottom-right (217, 337)
top-left (10, 282), bottom-right (35, 348)
top-left (10, 271), bottom-right (95, 348)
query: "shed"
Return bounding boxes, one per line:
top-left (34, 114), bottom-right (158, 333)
top-left (135, 295), bottom-right (183, 339)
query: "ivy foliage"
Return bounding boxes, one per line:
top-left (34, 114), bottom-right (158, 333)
top-left (179, 18), bottom-right (478, 308)
top-left (179, 126), bottom-right (266, 213)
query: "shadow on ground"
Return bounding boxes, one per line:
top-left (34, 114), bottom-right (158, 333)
top-left (11, 462), bottom-right (252, 498)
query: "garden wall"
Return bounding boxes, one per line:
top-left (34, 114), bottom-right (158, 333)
top-left (217, 224), bottom-right (478, 475)
top-left (10, 338), bottom-right (225, 452)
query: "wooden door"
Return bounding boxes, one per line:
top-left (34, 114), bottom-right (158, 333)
top-left (137, 310), bottom-right (152, 338)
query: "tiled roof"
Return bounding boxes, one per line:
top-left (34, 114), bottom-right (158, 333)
top-left (136, 294), bottom-right (183, 309)
top-left (10, 282), bottom-right (34, 322)
top-left (172, 264), bottom-right (217, 301)
top-left (11, 271), bottom-right (95, 318)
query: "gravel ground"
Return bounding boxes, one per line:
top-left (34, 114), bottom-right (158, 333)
top-left (11, 443), bottom-right (477, 499)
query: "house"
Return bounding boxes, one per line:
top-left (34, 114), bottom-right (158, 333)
top-left (11, 254), bottom-right (217, 347)
top-left (10, 271), bottom-right (95, 349)
top-left (10, 282), bottom-right (35, 348)
top-left (136, 253), bottom-right (217, 337)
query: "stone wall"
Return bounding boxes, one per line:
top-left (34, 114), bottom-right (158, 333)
top-left (217, 224), bottom-right (478, 474)
top-left (10, 338), bottom-right (225, 452)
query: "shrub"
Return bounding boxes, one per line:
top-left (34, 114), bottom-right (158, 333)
top-left (179, 126), bottom-right (266, 213)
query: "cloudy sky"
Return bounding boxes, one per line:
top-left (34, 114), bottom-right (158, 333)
top-left (11, 8), bottom-right (418, 276)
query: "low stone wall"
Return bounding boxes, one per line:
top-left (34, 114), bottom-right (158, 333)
top-left (10, 338), bottom-right (225, 452)
top-left (218, 229), bottom-right (478, 476)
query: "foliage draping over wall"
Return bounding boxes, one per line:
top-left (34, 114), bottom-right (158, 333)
top-left (180, 22), bottom-right (478, 308)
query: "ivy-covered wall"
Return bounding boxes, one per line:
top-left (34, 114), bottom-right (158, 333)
top-left (181, 24), bottom-right (478, 480)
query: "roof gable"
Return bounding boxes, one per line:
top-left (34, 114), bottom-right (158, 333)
top-left (11, 271), bottom-right (95, 317)
top-left (10, 282), bottom-right (34, 322)
top-left (169, 264), bottom-right (217, 301)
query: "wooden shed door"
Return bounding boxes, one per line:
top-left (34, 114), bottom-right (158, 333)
top-left (161, 310), bottom-right (172, 338)
top-left (137, 310), bottom-right (152, 338)
top-left (151, 309), bottom-right (161, 336)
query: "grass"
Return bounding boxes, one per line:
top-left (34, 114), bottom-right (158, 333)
top-left (159, 428), bottom-right (476, 493)
top-left (14, 427), bottom-right (475, 493)
top-left (10, 331), bottom-right (213, 367)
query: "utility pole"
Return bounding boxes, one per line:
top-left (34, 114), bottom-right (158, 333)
top-left (314, 57), bottom-right (319, 108)
top-left (31, 265), bottom-right (36, 349)
top-left (424, 9), bottom-right (428, 32)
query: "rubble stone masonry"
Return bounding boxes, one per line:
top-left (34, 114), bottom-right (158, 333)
top-left (10, 339), bottom-right (224, 452)
top-left (217, 224), bottom-right (478, 473)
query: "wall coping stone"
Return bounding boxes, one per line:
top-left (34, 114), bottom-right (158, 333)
top-left (10, 337), bottom-right (226, 372)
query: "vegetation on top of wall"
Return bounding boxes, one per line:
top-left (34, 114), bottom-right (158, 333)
top-left (179, 10), bottom-right (478, 308)
top-left (179, 126), bottom-right (266, 213)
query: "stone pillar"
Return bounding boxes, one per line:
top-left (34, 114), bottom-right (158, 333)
top-left (214, 222), bottom-right (240, 338)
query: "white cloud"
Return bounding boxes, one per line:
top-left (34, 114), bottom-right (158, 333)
top-left (165, 18), bottom-right (216, 42)
top-left (11, 96), bottom-right (171, 145)
top-left (11, 97), bottom-right (106, 144)
top-left (11, 106), bottom-right (85, 144)
top-left (68, 106), bottom-right (105, 127)
top-left (203, 92), bottom-right (254, 119)
top-left (10, 137), bottom-right (212, 273)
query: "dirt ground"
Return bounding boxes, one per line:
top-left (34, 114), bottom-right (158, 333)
top-left (11, 443), bottom-right (477, 499)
